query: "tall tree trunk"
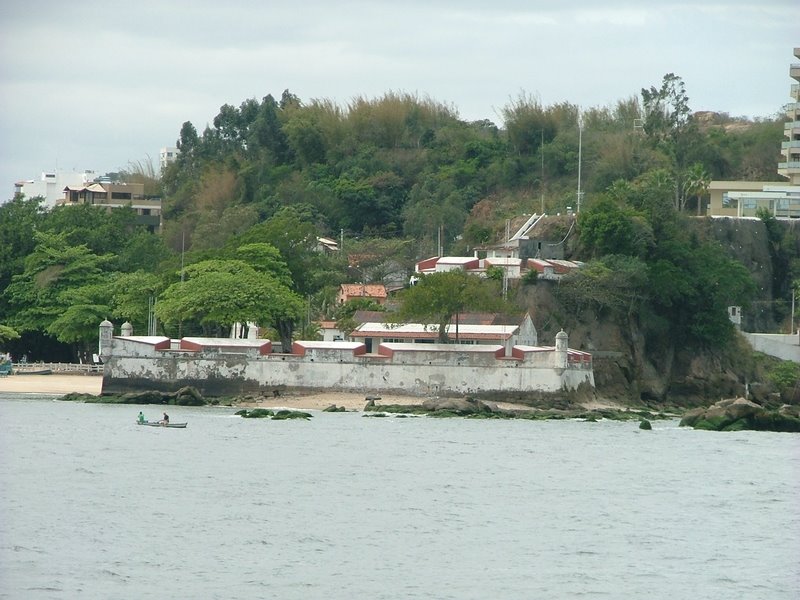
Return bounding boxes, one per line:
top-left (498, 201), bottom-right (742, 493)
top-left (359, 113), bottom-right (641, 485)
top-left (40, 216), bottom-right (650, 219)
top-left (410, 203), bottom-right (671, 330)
top-left (276, 319), bottom-right (294, 353)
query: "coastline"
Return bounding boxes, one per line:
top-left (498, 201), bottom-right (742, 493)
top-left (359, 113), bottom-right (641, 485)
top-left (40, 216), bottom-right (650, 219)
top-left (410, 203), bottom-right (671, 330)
top-left (0, 373), bottom-right (622, 412)
top-left (0, 374), bottom-right (427, 411)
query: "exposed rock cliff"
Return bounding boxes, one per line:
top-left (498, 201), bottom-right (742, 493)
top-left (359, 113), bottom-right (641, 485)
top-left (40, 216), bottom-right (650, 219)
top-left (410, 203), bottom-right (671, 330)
top-left (521, 216), bottom-right (800, 406)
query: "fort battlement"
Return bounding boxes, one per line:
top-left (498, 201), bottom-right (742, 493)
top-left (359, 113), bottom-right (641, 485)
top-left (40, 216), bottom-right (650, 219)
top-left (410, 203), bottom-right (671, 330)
top-left (99, 322), bottom-right (594, 397)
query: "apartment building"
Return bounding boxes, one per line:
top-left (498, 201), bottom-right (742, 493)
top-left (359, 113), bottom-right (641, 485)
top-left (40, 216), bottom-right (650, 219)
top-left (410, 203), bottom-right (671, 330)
top-left (57, 181), bottom-right (162, 233)
top-left (708, 47), bottom-right (800, 219)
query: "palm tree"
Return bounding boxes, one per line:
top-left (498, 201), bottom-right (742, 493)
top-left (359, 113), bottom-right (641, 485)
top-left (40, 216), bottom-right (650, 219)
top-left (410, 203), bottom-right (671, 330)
top-left (682, 163), bottom-right (711, 215)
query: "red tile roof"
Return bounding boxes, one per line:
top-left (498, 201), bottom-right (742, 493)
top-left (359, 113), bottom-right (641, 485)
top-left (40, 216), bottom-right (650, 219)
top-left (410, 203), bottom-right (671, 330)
top-left (339, 284), bottom-right (388, 299)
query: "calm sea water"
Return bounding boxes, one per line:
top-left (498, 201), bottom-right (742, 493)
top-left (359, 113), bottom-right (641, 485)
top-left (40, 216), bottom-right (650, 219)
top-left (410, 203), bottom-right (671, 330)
top-left (0, 395), bottom-right (798, 600)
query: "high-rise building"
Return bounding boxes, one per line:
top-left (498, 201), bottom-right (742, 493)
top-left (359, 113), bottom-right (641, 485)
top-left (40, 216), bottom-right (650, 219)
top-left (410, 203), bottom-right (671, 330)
top-left (778, 47), bottom-right (800, 186)
top-left (159, 147), bottom-right (179, 172)
top-left (707, 47), bottom-right (800, 219)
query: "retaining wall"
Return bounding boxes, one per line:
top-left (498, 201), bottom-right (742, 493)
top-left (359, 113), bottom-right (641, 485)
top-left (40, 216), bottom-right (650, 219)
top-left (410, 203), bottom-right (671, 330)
top-left (743, 332), bottom-right (800, 362)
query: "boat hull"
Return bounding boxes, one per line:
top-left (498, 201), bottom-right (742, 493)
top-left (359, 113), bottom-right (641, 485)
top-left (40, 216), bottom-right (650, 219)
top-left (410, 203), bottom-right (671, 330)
top-left (137, 421), bottom-right (187, 428)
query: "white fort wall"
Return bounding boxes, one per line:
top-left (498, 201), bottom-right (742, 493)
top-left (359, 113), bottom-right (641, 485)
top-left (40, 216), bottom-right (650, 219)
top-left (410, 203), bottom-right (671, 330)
top-left (100, 333), bottom-right (594, 398)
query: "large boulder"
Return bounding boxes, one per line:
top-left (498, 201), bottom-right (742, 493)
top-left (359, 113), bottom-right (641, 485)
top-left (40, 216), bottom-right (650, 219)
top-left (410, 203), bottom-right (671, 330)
top-left (702, 397), bottom-right (762, 421)
top-left (421, 397), bottom-right (496, 415)
top-left (680, 397), bottom-right (800, 432)
top-left (173, 386), bottom-right (205, 405)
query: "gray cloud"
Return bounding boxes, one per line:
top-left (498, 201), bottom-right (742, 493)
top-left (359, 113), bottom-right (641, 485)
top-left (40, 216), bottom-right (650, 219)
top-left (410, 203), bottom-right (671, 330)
top-left (1, 0), bottom-right (798, 196)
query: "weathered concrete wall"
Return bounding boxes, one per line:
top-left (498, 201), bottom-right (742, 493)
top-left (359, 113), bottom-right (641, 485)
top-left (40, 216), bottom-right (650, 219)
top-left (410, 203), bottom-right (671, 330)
top-left (102, 339), bottom-right (594, 398)
top-left (743, 332), bottom-right (800, 362)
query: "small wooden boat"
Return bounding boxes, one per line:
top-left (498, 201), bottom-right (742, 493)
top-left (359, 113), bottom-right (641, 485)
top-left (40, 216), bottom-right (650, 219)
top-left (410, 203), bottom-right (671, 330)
top-left (137, 421), bottom-right (187, 428)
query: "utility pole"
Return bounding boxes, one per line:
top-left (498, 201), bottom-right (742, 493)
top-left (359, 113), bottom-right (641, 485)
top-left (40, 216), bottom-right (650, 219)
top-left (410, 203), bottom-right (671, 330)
top-left (540, 129), bottom-right (545, 214)
top-left (502, 221), bottom-right (509, 300)
top-left (577, 110), bottom-right (584, 213)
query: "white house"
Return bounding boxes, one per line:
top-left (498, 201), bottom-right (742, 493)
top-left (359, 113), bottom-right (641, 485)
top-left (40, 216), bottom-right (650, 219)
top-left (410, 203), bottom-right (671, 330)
top-left (14, 169), bottom-right (96, 209)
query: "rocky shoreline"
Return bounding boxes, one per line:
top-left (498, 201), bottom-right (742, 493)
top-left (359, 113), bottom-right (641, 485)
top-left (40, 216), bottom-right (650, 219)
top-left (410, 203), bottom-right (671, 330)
top-left (8, 374), bottom-right (797, 431)
top-left (58, 386), bottom-right (672, 424)
top-left (679, 397), bottom-right (800, 432)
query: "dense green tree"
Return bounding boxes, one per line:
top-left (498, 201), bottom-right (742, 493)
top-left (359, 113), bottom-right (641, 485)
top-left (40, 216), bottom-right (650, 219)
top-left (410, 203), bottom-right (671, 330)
top-left (233, 242), bottom-right (293, 286)
top-left (556, 256), bottom-right (649, 317)
top-left (335, 297), bottom-right (386, 336)
top-left (42, 204), bottom-right (140, 256)
top-left (647, 237), bottom-right (756, 346)
top-left (0, 195), bottom-right (47, 317)
top-left (0, 324), bottom-right (20, 344)
top-left (247, 94), bottom-right (294, 165)
top-left (108, 271), bottom-right (165, 334)
top-left (233, 206), bottom-right (331, 295)
top-left (344, 237), bottom-right (415, 285)
top-left (641, 73), bottom-right (692, 148)
top-left (501, 92), bottom-right (558, 156)
top-left (578, 196), bottom-right (654, 258)
top-left (47, 284), bottom-right (111, 349)
top-left (3, 232), bottom-right (115, 357)
top-left (393, 271), bottom-right (506, 342)
top-left (155, 259), bottom-right (303, 348)
top-left (641, 73), bottom-right (709, 212)
top-left (114, 230), bottom-right (172, 273)
top-left (284, 112), bottom-right (329, 166)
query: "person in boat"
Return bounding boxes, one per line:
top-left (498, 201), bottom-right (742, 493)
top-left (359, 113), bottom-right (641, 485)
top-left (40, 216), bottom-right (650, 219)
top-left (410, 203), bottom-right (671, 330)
top-left (137, 411), bottom-right (145, 424)
top-left (161, 412), bottom-right (169, 426)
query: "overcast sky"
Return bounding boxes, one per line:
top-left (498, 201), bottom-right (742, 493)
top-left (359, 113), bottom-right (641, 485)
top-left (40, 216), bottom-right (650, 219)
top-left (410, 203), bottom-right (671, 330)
top-left (1, 0), bottom-right (798, 199)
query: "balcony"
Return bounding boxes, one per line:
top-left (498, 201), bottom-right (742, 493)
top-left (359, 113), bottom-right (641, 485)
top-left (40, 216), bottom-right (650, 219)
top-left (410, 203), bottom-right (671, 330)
top-left (785, 121), bottom-right (800, 134)
top-left (792, 63), bottom-right (800, 81)
top-left (778, 161), bottom-right (800, 183)
top-left (782, 140), bottom-right (800, 150)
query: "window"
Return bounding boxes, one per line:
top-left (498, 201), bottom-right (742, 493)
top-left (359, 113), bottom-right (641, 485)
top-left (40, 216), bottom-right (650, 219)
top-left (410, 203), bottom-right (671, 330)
top-left (111, 192), bottom-right (132, 200)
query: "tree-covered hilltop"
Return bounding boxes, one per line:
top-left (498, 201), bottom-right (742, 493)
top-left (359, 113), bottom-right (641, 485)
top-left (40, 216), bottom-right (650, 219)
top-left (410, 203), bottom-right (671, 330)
top-left (1, 75), bottom-right (797, 404)
top-left (157, 85), bottom-right (783, 257)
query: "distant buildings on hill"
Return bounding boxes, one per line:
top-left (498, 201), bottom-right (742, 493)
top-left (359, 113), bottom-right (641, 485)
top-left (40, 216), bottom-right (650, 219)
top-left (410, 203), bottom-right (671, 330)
top-left (14, 169), bottom-right (97, 209)
top-left (12, 168), bottom-right (162, 233)
top-left (57, 180), bottom-right (162, 233)
top-left (708, 47), bottom-right (800, 219)
top-left (10, 143), bottom-right (177, 230)
top-left (415, 254), bottom-right (582, 282)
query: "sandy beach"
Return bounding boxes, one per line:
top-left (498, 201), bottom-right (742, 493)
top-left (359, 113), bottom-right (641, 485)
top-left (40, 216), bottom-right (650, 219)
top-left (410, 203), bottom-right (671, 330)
top-left (0, 374), bottom-right (425, 411)
top-left (0, 374), bottom-right (103, 396)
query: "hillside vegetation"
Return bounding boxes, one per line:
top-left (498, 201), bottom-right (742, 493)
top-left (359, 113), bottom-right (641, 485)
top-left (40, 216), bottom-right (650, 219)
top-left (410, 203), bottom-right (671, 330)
top-left (2, 74), bottom-right (798, 405)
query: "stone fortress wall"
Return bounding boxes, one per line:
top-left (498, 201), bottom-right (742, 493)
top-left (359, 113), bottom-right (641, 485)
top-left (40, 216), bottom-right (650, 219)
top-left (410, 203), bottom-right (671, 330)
top-left (99, 321), bottom-right (594, 398)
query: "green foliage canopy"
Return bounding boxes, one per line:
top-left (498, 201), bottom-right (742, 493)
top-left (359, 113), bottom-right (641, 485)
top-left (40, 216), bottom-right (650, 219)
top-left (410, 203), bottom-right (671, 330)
top-left (393, 271), bottom-right (506, 342)
top-left (154, 259), bottom-right (303, 342)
